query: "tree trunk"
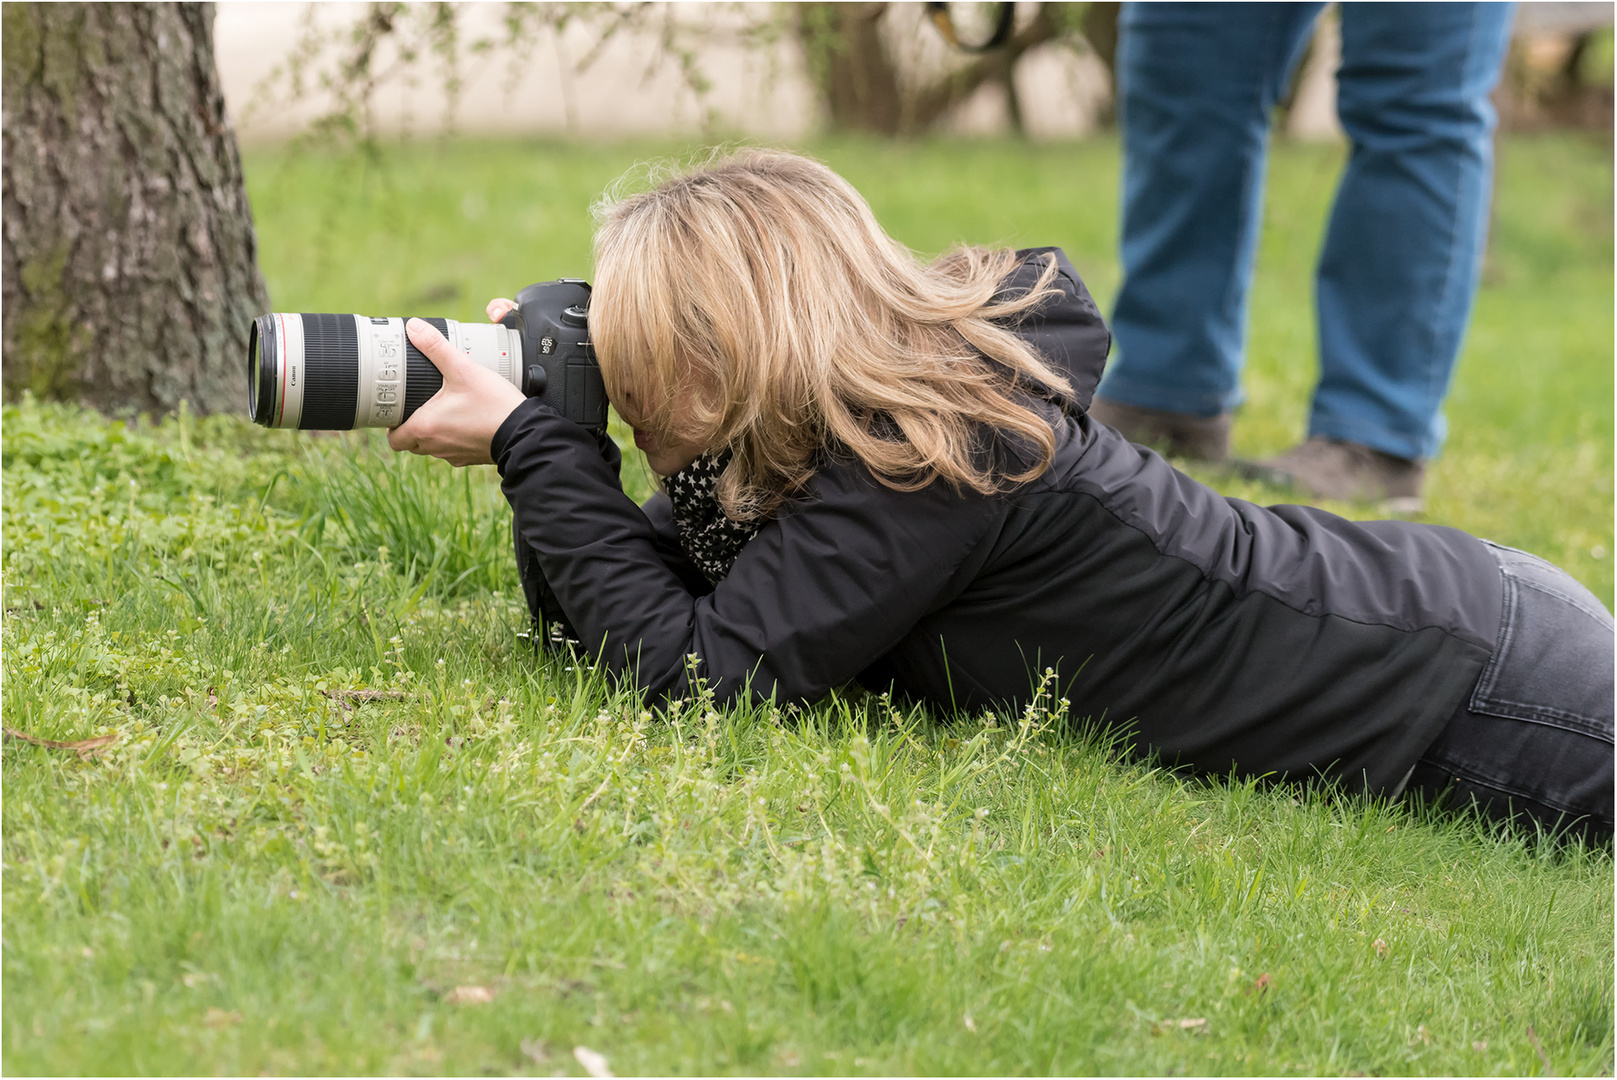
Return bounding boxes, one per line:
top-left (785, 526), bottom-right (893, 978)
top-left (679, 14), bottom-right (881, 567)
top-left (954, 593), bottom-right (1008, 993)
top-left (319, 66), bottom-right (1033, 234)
top-left (1080, 2), bottom-right (1120, 127)
top-left (796, 3), bottom-right (905, 136)
top-left (2, 2), bottom-right (269, 417)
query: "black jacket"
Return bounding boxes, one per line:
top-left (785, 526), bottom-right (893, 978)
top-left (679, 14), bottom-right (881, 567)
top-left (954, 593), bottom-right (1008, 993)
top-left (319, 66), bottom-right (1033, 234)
top-left (493, 249), bottom-right (1501, 795)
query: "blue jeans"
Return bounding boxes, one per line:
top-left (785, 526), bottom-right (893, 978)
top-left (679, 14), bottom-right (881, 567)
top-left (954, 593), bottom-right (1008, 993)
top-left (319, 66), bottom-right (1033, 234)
top-left (1405, 542), bottom-right (1615, 843)
top-left (1099, 2), bottom-right (1516, 461)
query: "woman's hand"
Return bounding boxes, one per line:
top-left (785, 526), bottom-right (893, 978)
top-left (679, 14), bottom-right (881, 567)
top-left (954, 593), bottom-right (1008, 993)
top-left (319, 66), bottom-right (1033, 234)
top-left (387, 317), bottom-right (526, 467)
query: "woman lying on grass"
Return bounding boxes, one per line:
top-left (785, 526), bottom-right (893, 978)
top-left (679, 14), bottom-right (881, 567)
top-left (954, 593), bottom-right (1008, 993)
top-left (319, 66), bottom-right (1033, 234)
top-left (389, 149), bottom-right (1613, 843)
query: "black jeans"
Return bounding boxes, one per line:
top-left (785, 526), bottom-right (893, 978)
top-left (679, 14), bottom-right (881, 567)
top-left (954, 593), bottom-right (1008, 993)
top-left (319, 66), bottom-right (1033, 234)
top-left (1406, 541), bottom-right (1615, 843)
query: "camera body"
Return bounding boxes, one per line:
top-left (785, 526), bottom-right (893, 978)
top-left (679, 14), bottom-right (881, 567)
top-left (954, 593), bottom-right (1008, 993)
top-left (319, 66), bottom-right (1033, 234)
top-left (499, 279), bottom-right (608, 435)
top-left (247, 278), bottom-right (607, 435)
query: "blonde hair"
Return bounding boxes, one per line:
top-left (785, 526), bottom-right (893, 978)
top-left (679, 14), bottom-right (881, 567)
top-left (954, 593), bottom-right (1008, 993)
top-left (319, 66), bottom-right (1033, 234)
top-left (590, 148), bottom-right (1072, 519)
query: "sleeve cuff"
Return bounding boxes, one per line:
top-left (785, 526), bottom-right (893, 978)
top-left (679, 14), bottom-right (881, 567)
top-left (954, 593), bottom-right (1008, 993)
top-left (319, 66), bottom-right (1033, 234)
top-left (490, 397), bottom-right (548, 464)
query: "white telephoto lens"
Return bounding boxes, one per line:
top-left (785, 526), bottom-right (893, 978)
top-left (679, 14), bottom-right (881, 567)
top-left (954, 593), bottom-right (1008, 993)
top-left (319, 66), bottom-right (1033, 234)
top-left (249, 313), bottom-right (523, 430)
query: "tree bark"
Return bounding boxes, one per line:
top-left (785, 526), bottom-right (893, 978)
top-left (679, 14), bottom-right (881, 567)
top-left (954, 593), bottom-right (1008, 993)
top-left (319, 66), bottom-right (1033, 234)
top-left (2, 2), bottom-right (269, 417)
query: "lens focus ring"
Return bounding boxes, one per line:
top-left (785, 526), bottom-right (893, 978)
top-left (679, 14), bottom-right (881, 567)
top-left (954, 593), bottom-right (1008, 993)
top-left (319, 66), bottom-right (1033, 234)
top-left (402, 318), bottom-right (451, 424)
top-left (299, 314), bottom-right (359, 430)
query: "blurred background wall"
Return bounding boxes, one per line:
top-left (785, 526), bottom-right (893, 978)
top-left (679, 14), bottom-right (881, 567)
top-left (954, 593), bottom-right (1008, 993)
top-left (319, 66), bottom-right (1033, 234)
top-left (212, 2), bottom-right (1116, 141)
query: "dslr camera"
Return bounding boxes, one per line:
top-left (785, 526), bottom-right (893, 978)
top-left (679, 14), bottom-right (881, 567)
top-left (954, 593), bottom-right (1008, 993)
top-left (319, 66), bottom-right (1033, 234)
top-left (247, 279), bottom-right (606, 434)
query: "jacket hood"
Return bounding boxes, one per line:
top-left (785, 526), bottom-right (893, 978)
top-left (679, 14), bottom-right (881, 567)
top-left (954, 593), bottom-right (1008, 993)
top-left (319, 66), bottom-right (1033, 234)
top-left (1000, 246), bottom-right (1112, 413)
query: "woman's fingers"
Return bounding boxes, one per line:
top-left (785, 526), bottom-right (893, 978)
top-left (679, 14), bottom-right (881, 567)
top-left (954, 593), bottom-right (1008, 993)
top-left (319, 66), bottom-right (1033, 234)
top-left (406, 318), bottom-right (465, 380)
top-left (389, 318), bottom-right (525, 467)
top-left (486, 297), bottom-right (517, 323)
top-left (386, 426), bottom-right (417, 453)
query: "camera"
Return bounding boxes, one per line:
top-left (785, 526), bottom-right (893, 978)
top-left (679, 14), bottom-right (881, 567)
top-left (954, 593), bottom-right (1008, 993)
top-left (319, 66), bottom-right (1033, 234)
top-left (246, 279), bottom-right (607, 434)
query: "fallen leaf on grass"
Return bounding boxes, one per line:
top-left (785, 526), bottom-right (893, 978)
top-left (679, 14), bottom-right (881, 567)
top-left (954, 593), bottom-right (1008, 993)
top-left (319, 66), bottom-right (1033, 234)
top-left (1247, 971), bottom-right (1271, 996)
top-left (962, 1012), bottom-right (977, 1033)
top-left (2, 727), bottom-right (120, 759)
top-left (446, 984), bottom-right (496, 1004)
top-left (520, 1038), bottom-right (550, 1065)
top-left (1157, 1017), bottom-right (1209, 1035)
top-left (203, 1008), bottom-right (242, 1028)
top-left (573, 1045), bottom-right (614, 1077)
top-left (1373, 938), bottom-right (1390, 958)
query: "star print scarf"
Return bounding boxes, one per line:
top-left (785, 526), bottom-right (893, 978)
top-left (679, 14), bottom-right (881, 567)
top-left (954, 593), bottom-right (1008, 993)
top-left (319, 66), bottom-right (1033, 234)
top-left (663, 449), bottom-right (764, 585)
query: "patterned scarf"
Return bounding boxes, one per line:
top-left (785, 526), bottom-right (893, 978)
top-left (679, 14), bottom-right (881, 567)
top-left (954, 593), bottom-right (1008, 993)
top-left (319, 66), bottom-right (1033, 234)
top-left (663, 449), bottom-right (764, 585)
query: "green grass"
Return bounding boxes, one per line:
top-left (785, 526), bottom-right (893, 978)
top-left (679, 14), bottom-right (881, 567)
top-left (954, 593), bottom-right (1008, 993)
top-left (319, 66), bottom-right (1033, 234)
top-left (3, 134), bottom-right (1611, 1075)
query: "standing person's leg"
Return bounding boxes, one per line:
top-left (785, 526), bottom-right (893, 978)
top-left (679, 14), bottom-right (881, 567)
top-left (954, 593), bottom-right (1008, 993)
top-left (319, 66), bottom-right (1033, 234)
top-left (1094, 2), bottom-right (1324, 461)
top-left (1274, 3), bottom-right (1514, 495)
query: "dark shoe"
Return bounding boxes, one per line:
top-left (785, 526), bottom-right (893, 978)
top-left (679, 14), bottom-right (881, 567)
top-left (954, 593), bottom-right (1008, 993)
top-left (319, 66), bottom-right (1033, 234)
top-left (1243, 437), bottom-right (1424, 513)
top-left (1087, 397), bottom-right (1231, 462)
